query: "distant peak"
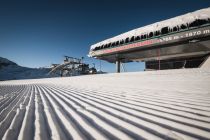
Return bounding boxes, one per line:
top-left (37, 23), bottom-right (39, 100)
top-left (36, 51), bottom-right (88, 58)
top-left (0, 57), bottom-right (17, 66)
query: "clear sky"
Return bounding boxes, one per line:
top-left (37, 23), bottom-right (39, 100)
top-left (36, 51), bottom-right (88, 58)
top-left (0, 0), bottom-right (210, 72)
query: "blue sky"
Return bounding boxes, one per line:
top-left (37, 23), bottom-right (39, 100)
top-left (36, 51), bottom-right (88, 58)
top-left (0, 0), bottom-right (209, 72)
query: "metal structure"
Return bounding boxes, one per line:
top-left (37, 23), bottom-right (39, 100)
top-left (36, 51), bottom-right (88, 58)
top-left (49, 56), bottom-right (96, 77)
top-left (89, 7), bottom-right (210, 72)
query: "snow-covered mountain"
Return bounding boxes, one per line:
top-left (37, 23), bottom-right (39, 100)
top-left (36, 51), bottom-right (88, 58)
top-left (0, 57), bottom-right (52, 81)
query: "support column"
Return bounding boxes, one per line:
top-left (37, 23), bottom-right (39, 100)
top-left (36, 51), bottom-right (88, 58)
top-left (116, 60), bottom-right (121, 73)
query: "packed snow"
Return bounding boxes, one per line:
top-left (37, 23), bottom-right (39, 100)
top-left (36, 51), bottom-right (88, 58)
top-left (0, 68), bottom-right (210, 140)
top-left (90, 7), bottom-right (210, 50)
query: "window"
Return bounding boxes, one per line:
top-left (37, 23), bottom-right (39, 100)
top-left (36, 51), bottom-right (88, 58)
top-left (143, 34), bottom-right (147, 39)
top-left (129, 36), bottom-right (135, 42)
top-left (125, 37), bottom-right (129, 43)
top-left (104, 44), bottom-right (108, 49)
top-left (161, 27), bottom-right (169, 35)
top-left (95, 46), bottom-right (99, 51)
top-left (189, 20), bottom-right (197, 28)
top-left (140, 35), bottom-right (144, 39)
top-left (111, 42), bottom-right (116, 47)
top-left (120, 40), bottom-right (124, 45)
top-left (154, 31), bottom-right (160, 36)
top-left (180, 24), bottom-right (187, 30)
top-left (188, 19), bottom-right (206, 28)
top-left (173, 26), bottom-right (178, 32)
top-left (116, 41), bottom-right (119, 46)
top-left (197, 19), bottom-right (209, 26)
top-left (135, 36), bottom-right (140, 41)
top-left (149, 32), bottom-right (154, 38)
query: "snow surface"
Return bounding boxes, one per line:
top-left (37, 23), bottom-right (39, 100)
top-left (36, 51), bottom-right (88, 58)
top-left (0, 68), bottom-right (210, 140)
top-left (90, 7), bottom-right (210, 50)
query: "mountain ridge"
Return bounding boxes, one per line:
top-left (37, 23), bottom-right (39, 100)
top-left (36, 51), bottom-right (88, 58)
top-left (0, 57), bottom-right (51, 81)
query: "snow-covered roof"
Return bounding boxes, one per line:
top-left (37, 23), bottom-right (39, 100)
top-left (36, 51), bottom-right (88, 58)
top-left (90, 7), bottom-right (210, 50)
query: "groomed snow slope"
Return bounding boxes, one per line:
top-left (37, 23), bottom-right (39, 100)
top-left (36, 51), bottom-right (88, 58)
top-left (0, 69), bottom-right (210, 140)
